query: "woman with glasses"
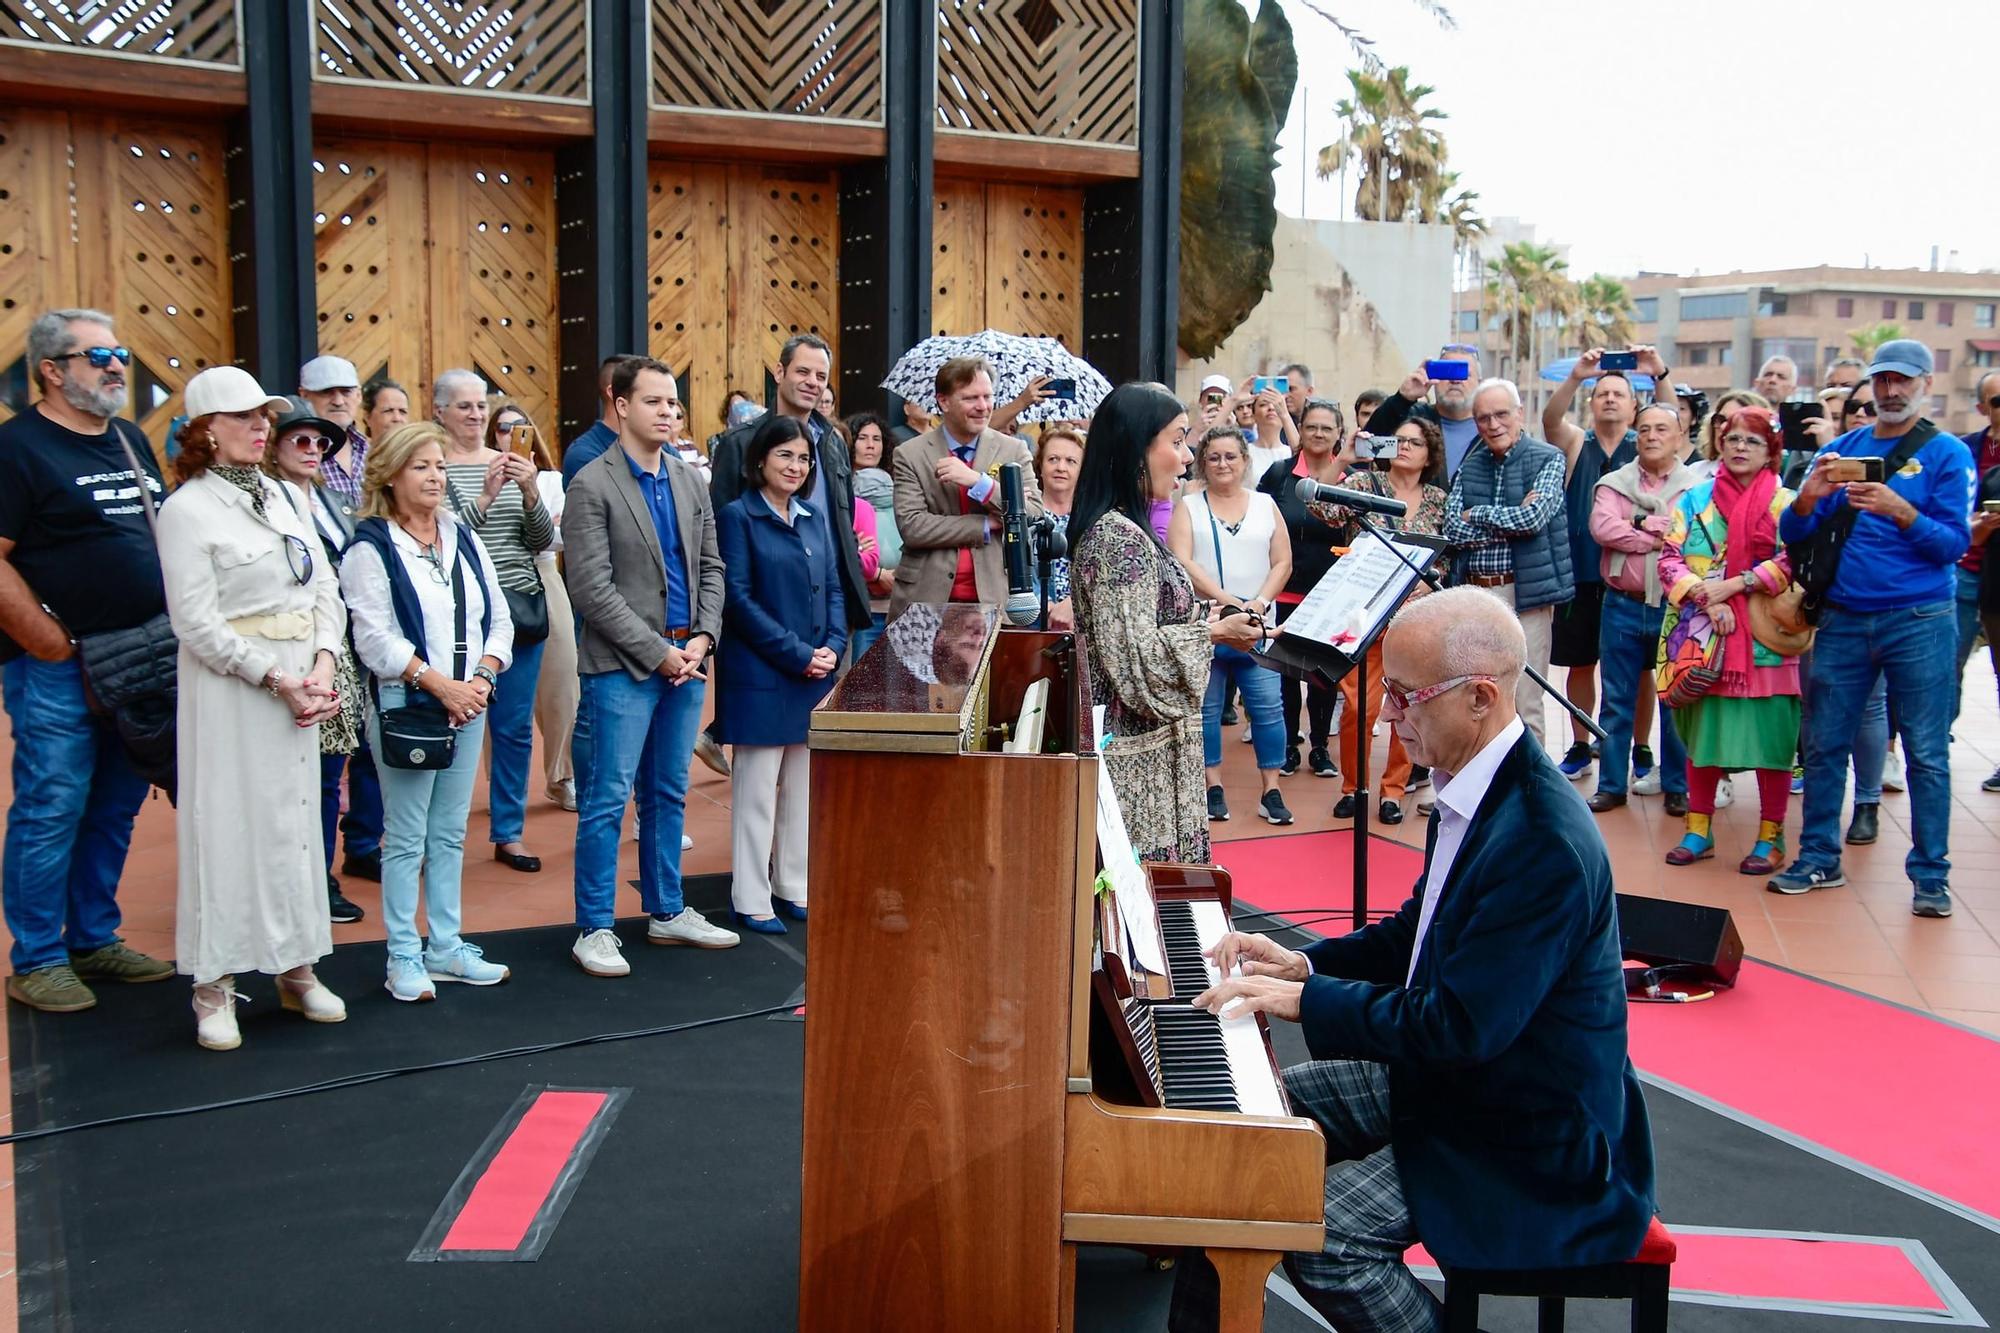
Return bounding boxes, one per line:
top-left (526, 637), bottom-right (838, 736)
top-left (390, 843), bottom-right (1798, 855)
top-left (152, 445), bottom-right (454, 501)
top-left (1168, 425), bottom-right (1293, 826)
top-left (1306, 417), bottom-right (1450, 824)
top-left (436, 370), bottom-right (554, 873)
top-left (1658, 407), bottom-right (1802, 875)
top-left (1258, 396), bottom-right (1349, 780)
top-left (156, 367), bottom-right (350, 1050)
top-left (341, 422), bottom-right (515, 1002)
top-left (487, 402), bottom-right (582, 813)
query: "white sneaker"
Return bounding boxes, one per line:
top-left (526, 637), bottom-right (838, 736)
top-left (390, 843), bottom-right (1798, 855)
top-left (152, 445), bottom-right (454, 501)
top-left (546, 779), bottom-right (578, 812)
top-left (424, 941), bottom-right (511, 986)
top-left (1632, 768), bottom-right (1663, 796)
top-left (1239, 725), bottom-right (1253, 744)
top-left (1715, 777), bottom-right (1735, 809)
top-left (385, 953), bottom-right (437, 1002)
top-left (682, 834), bottom-right (694, 851)
top-left (573, 928), bottom-right (629, 976)
top-left (1882, 769), bottom-right (1906, 793)
top-left (647, 907), bottom-right (740, 949)
top-left (193, 977), bottom-right (244, 1051)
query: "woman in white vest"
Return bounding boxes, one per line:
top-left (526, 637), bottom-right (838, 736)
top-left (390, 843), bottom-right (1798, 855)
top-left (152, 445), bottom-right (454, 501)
top-left (1168, 424), bottom-right (1294, 826)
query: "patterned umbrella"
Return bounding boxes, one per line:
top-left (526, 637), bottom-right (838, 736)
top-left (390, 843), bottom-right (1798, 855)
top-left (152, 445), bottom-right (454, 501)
top-left (881, 330), bottom-right (1113, 420)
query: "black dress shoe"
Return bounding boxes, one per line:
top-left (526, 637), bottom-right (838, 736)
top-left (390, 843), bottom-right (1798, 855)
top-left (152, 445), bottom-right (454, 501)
top-left (494, 846), bottom-right (544, 873)
top-left (1845, 802), bottom-right (1880, 845)
top-left (1663, 791), bottom-right (1689, 818)
top-left (1378, 799), bottom-right (1404, 825)
top-left (1333, 794), bottom-right (1357, 819)
top-left (328, 875), bottom-right (364, 925)
top-left (341, 851), bottom-right (382, 882)
top-left (1586, 791), bottom-right (1628, 813)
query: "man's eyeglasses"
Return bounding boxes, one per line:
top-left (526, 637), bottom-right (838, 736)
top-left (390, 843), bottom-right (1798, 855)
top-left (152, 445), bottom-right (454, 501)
top-left (56, 346), bottom-right (132, 370)
top-left (1986, 395), bottom-right (2000, 411)
top-left (1199, 393), bottom-right (1227, 406)
top-left (1382, 673), bottom-right (1494, 712)
top-left (282, 534), bottom-right (314, 587)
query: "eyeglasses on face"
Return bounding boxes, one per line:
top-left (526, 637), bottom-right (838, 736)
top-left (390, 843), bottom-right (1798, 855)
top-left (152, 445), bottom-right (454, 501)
top-left (1302, 424), bottom-right (1340, 436)
top-left (282, 533), bottom-right (314, 587)
top-left (1200, 392), bottom-right (1227, 405)
top-left (1986, 395), bottom-right (2000, 411)
top-left (495, 420), bottom-right (525, 433)
top-left (56, 346), bottom-right (132, 369)
top-left (1848, 401), bottom-right (1878, 418)
top-left (1720, 433), bottom-right (1767, 450)
top-left (1381, 672), bottom-right (1495, 711)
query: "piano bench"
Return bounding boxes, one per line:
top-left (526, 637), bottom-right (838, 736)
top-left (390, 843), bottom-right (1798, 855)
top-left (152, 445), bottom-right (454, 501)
top-left (1438, 1218), bottom-right (1676, 1333)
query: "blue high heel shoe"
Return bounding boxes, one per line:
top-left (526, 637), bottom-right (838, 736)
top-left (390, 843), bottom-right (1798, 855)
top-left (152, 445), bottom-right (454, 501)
top-left (732, 911), bottom-right (787, 935)
top-left (775, 900), bottom-right (808, 922)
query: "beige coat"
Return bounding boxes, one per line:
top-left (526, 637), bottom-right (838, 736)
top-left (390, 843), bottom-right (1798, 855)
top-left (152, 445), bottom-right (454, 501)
top-left (888, 427), bottom-right (1043, 616)
top-left (158, 470), bottom-right (347, 980)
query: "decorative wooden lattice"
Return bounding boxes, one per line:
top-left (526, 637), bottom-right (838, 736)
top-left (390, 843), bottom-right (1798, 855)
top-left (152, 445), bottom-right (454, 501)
top-left (313, 0), bottom-right (588, 101)
top-left (651, 0), bottom-right (881, 122)
top-left (0, 109), bottom-right (232, 467)
top-left (0, 0), bottom-right (239, 66)
top-left (931, 180), bottom-right (1082, 348)
top-left (313, 139), bottom-right (560, 435)
top-left (647, 161), bottom-right (839, 435)
top-left (936, 0), bottom-right (1135, 144)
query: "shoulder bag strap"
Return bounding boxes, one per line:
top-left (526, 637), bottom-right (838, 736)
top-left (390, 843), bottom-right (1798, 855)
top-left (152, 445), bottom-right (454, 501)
top-left (108, 423), bottom-right (160, 545)
top-left (450, 540), bottom-right (469, 682)
top-left (1202, 493), bottom-right (1226, 591)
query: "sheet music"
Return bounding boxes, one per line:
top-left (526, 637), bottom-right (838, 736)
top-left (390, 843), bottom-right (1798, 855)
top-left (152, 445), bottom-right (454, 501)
top-left (1276, 530), bottom-right (1440, 655)
top-left (1091, 705), bottom-right (1167, 978)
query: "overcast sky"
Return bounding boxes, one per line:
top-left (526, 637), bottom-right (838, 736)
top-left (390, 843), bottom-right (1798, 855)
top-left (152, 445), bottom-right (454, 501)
top-left (1266, 0), bottom-right (2000, 280)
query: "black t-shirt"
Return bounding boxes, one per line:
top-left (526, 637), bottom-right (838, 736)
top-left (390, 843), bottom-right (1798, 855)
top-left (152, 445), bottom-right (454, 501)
top-left (0, 407), bottom-right (167, 637)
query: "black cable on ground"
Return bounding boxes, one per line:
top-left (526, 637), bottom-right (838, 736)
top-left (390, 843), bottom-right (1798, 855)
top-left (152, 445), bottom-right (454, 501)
top-left (0, 997), bottom-right (798, 1147)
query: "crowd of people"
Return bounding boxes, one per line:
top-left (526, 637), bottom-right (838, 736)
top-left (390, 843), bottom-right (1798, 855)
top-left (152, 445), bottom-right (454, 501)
top-left (0, 306), bottom-right (1994, 1050)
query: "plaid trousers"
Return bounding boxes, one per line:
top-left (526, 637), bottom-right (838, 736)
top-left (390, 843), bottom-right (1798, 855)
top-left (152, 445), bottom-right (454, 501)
top-left (1168, 1059), bottom-right (1443, 1333)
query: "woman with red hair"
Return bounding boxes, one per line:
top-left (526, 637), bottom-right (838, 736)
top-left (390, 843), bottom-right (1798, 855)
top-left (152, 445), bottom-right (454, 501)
top-left (1657, 406), bottom-right (1802, 874)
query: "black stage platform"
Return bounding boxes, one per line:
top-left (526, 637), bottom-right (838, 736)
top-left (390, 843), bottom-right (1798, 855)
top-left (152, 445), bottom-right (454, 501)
top-left (10, 886), bottom-right (1996, 1331)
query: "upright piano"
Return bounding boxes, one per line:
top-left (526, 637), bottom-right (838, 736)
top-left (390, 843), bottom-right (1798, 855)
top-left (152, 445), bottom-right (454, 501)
top-left (800, 607), bottom-right (1325, 1331)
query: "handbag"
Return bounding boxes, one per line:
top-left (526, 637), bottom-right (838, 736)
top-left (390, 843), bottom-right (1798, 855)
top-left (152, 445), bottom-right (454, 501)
top-left (1787, 422), bottom-right (1935, 623)
top-left (1655, 600), bottom-right (1722, 708)
top-left (1748, 584), bottom-right (1814, 657)
top-left (377, 546), bottom-right (468, 771)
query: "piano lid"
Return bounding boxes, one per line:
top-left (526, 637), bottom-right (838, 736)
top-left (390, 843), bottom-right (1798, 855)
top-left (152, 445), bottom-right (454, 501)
top-left (812, 603), bottom-right (998, 746)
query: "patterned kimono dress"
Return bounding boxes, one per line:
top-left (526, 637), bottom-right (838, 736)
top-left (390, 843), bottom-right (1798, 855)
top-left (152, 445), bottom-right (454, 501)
top-left (1071, 510), bottom-right (1213, 864)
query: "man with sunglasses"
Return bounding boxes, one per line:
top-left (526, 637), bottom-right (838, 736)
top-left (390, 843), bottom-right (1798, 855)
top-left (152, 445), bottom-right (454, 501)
top-left (1962, 369), bottom-right (2000, 793)
top-left (1174, 587), bottom-right (1653, 1333)
top-left (0, 308), bottom-right (176, 1012)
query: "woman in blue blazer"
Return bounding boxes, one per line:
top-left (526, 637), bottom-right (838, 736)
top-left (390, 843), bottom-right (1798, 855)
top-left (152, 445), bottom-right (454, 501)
top-left (716, 416), bottom-right (848, 932)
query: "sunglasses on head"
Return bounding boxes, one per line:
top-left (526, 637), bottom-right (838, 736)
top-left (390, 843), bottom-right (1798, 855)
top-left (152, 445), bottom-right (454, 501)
top-left (57, 346), bottom-right (132, 369)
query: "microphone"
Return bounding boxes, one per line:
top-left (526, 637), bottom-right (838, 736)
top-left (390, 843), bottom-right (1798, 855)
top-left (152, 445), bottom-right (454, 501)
top-left (1293, 476), bottom-right (1408, 518)
top-left (999, 462), bottom-right (1040, 627)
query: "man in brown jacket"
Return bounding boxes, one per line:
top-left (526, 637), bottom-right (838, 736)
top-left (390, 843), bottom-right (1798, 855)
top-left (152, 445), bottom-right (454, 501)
top-left (889, 356), bottom-right (1043, 617)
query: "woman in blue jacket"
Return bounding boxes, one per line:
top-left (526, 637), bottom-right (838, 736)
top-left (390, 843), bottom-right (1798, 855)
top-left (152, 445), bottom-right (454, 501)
top-left (716, 416), bottom-right (848, 932)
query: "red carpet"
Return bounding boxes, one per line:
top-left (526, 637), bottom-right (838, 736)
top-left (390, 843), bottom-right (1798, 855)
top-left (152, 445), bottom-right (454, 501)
top-left (1212, 830), bottom-right (1427, 935)
top-left (1627, 959), bottom-right (2000, 1229)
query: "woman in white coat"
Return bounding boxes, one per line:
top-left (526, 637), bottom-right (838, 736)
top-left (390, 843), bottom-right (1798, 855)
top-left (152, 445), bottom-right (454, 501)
top-left (158, 367), bottom-right (349, 1051)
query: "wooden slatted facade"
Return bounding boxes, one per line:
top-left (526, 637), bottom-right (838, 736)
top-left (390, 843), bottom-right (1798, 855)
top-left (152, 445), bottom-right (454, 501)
top-left (311, 0), bottom-right (589, 102)
top-left (932, 180), bottom-right (1084, 349)
top-left (650, 0), bottom-right (881, 122)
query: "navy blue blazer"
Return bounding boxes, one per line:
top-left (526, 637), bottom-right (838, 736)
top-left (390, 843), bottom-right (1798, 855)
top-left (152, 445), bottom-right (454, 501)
top-left (715, 492), bottom-right (848, 747)
top-left (1297, 730), bottom-right (1656, 1270)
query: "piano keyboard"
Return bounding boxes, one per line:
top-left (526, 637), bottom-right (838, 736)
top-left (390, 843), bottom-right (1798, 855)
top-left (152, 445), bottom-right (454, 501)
top-left (1148, 899), bottom-right (1287, 1118)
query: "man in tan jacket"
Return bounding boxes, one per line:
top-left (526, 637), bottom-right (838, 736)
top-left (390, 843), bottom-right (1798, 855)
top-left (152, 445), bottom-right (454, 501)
top-left (889, 356), bottom-right (1043, 617)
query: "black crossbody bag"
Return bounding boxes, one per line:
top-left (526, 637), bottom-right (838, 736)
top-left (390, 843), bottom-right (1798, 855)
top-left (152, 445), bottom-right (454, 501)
top-left (1787, 422), bottom-right (1936, 624)
top-left (376, 552), bottom-right (467, 771)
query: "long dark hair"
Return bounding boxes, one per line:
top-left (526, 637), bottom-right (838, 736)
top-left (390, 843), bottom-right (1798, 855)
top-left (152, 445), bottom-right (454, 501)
top-left (1068, 382), bottom-right (1186, 551)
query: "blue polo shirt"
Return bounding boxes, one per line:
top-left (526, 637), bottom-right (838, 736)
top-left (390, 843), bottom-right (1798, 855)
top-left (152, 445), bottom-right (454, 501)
top-left (625, 449), bottom-right (691, 630)
top-left (561, 421), bottom-right (618, 487)
top-left (1778, 424), bottom-right (1974, 613)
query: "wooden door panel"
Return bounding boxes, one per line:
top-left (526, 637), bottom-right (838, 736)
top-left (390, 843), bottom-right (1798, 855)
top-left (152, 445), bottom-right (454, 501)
top-left (0, 111), bottom-right (80, 429)
top-left (311, 138), bottom-right (432, 396)
top-left (930, 178), bottom-right (986, 339)
top-left (647, 161), bottom-right (730, 434)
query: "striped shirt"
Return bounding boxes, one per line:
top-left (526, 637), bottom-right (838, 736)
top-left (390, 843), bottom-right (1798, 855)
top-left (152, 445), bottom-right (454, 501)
top-left (1442, 449), bottom-right (1567, 580)
top-left (445, 460), bottom-right (556, 592)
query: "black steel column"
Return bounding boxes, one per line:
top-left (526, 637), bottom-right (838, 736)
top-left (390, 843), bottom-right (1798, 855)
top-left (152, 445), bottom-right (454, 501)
top-left (556, 0), bottom-right (649, 443)
top-left (228, 0), bottom-right (315, 385)
top-left (1084, 0), bottom-right (1182, 386)
top-left (838, 0), bottom-right (933, 416)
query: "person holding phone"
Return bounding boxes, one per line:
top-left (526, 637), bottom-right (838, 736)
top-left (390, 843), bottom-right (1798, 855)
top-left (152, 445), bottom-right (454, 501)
top-left (1775, 341), bottom-right (1975, 916)
top-left (1363, 343), bottom-right (1485, 479)
top-left (715, 417), bottom-right (847, 932)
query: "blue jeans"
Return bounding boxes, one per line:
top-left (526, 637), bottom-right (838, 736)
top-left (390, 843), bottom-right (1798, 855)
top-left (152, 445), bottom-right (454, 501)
top-left (1202, 646), bottom-right (1286, 769)
top-left (1954, 566), bottom-right (1983, 720)
top-left (1850, 676), bottom-right (1888, 805)
top-left (485, 636), bottom-right (547, 844)
top-left (850, 611), bottom-right (887, 665)
top-left (368, 684), bottom-right (487, 960)
top-left (574, 669), bottom-right (706, 930)
top-left (1800, 602), bottom-right (1957, 885)
top-left (1594, 592), bottom-right (1686, 797)
top-left (319, 736), bottom-right (383, 870)
top-left (1, 656), bottom-right (148, 973)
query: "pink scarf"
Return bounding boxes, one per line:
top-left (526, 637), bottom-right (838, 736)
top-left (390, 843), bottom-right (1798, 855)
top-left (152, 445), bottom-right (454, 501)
top-left (1710, 466), bottom-right (1777, 690)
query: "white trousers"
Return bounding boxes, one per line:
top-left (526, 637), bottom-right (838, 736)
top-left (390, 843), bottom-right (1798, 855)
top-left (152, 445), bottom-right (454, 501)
top-left (730, 743), bottom-right (810, 915)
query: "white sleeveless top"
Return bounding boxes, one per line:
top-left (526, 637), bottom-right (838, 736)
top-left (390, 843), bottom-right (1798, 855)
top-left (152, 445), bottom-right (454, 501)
top-left (1181, 489), bottom-right (1279, 599)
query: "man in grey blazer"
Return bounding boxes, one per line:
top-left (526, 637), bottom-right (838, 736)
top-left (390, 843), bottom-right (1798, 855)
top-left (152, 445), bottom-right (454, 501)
top-left (889, 356), bottom-right (1043, 617)
top-left (563, 356), bottom-right (739, 975)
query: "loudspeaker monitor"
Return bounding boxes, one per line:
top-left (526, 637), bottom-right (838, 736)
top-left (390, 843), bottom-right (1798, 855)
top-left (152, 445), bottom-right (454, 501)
top-left (1616, 893), bottom-right (1743, 989)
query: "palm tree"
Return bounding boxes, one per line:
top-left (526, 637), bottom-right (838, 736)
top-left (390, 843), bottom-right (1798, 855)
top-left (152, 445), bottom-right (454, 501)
top-left (1573, 274), bottom-right (1637, 353)
top-left (1483, 241), bottom-right (1574, 402)
top-left (1848, 322), bottom-right (1905, 358)
top-left (1315, 66), bottom-right (1450, 222)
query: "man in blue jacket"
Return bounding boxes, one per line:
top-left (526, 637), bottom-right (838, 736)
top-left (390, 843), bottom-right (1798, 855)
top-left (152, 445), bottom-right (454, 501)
top-left (1177, 587), bottom-right (1655, 1333)
top-left (1773, 341), bottom-right (1974, 917)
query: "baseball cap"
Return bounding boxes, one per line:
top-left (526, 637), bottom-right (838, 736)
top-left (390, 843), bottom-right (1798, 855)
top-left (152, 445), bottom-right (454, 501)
top-left (272, 396), bottom-right (346, 457)
top-left (183, 366), bottom-right (291, 420)
top-left (298, 355), bottom-right (360, 392)
top-left (1198, 374), bottom-right (1232, 397)
top-left (1866, 339), bottom-right (1933, 379)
